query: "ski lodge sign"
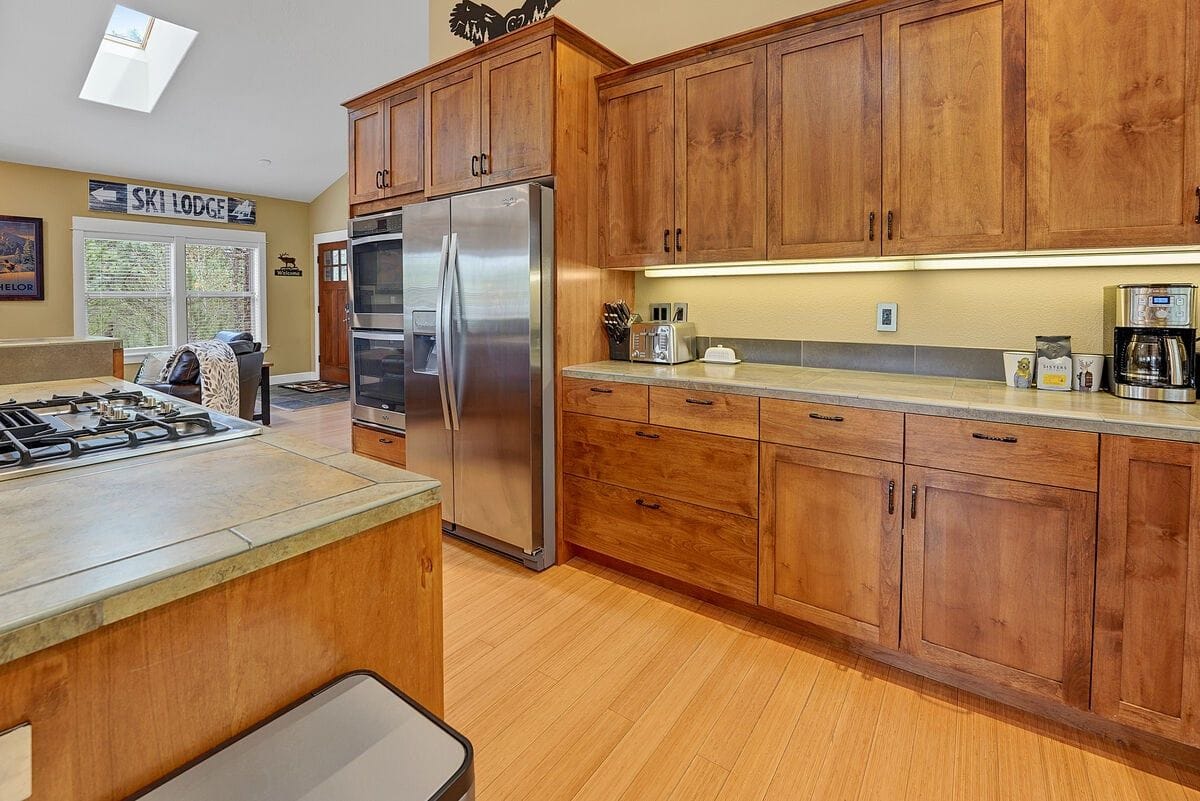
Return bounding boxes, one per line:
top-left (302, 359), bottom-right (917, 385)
top-left (88, 179), bottom-right (257, 226)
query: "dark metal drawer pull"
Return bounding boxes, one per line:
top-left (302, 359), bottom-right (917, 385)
top-left (972, 433), bottom-right (1018, 444)
top-left (378, 438), bottom-right (395, 445)
top-left (910, 484), bottom-right (918, 519)
top-left (635, 431), bottom-right (660, 440)
top-left (635, 498), bottom-right (662, 510)
top-left (685, 398), bottom-right (715, 406)
top-left (809, 413), bottom-right (845, 423)
top-left (887, 480), bottom-right (895, 515)
top-left (589, 387), bottom-right (614, 394)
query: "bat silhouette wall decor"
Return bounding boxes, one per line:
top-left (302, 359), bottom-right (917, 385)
top-left (449, 0), bottom-right (563, 46)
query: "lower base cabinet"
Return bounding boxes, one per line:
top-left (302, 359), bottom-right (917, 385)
top-left (352, 423), bottom-right (406, 467)
top-left (1093, 436), bottom-right (1200, 745)
top-left (562, 475), bottom-right (759, 604)
top-left (902, 465), bottom-right (1097, 708)
top-left (759, 443), bottom-right (903, 648)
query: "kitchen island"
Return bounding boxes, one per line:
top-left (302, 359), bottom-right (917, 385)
top-left (0, 376), bottom-right (443, 800)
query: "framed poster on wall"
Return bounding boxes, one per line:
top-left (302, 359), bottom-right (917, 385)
top-left (0, 215), bottom-right (44, 301)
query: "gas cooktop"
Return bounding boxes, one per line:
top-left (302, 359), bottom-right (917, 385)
top-left (0, 388), bottom-right (260, 482)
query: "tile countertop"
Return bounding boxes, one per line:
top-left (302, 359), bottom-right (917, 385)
top-left (563, 360), bottom-right (1200, 443)
top-left (0, 376), bottom-right (440, 667)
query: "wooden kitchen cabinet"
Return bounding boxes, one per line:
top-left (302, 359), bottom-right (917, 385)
top-left (768, 18), bottom-right (883, 260)
top-left (348, 89), bottom-right (426, 206)
top-left (881, 0), bottom-right (1026, 255)
top-left (481, 39), bottom-right (554, 187)
top-left (760, 443), bottom-right (902, 648)
top-left (1093, 436), bottom-right (1200, 745)
top-left (352, 422), bottom-right (406, 468)
top-left (348, 102), bottom-right (386, 205)
top-left (1027, 0), bottom-right (1200, 248)
top-left (902, 465), bottom-right (1096, 707)
top-left (426, 65), bottom-right (484, 197)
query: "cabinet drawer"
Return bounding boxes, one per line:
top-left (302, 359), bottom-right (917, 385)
top-left (650, 386), bottom-right (759, 439)
top-left (760, 398), bottom-right (904, 462)
top-left (352, 424), bottom-right (406, 467)
top-left (563, 475), bottom-right (758, 603)
top-left (561, 413), bottom-right (758, 517)
top-left (905, 415), bottom-right (1098, 491)
top-left (562, 377), bottom-right (648, 422)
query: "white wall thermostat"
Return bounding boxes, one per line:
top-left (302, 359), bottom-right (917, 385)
top-left (876, 302), bottom-right (898, 332)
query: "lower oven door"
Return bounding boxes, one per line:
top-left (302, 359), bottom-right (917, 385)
top-left (350, 330), bottom-right (406, 431)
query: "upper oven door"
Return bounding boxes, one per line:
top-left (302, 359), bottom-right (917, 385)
top-left (349, 232), bottom-right (405, 330)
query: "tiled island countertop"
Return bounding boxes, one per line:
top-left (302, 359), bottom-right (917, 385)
top-left (563, 360), bottom-right (1200, 443)
top-left (0, 376), bottom-right (440, 667)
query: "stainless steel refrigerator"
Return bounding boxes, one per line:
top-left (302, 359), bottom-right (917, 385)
top-left (402, 183), bottom-right (555, 570)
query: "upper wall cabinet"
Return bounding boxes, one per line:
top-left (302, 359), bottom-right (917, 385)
top-left (349, 88), bottom-right (426, 206)
top-left (426, 65), bottom-right (484, 197)
top-left (881, 0), bottom-right (1026, 255)
top-left (1027, 0), bottom-right (1200, 248)
top-left (481, 39), bottom-right (555, 187)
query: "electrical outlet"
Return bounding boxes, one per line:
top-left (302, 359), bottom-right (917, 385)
top-left (876, 302), bottom-right (898, 332)
top-left (0, 723), bottom-right (31, 801)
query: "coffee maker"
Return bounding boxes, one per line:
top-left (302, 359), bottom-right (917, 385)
top-left (1104, 284), bottom-right (1198, 403)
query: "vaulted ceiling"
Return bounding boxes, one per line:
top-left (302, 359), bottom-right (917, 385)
top-left (0, 0), bottom-right (429, 201)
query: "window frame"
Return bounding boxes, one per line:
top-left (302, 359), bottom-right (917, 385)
top-left (72, 216), bottom-right (268, 357)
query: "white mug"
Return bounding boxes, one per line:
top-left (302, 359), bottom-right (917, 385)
top-left (1072, 354), bottom-right (1104, 392)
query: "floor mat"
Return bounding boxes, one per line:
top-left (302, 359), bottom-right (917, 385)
top-left (279, 380), bottom-right (350, 393)
top-left (267, 387), bottom-right (351, 410)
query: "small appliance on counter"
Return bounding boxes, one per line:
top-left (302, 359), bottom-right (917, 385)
top-left (1104, 284), bottom-right (1197, 403)
top-left (630, 322), bottom-right (696, 364)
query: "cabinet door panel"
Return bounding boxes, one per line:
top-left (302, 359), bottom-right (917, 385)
top-left (902, 466), bottom-right (1095, 707)
top-left (769, 19), bottom-right (882, 259)
top-left (760, 444), bottom-right (902, 648)
top-left (426, 65), bottom-right (483, 197)
top-left (1027, 0), bottom-right (1200, 247)
top-left (675, 49), bottom-right (767, 263)
top-left (481, 39), bottom-right (554, 186)
top-left (384, 88), bottom-right (424, 198)
top-left (599, 74), bottom-right (675, 268)
top-left (1094, 436), bottom-right (1200, 744)
top-left (348, 103), bottom-right (385, 204)
top-left (882, 0), bottom-right (1025, 254)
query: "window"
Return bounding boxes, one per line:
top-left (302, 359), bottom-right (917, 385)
top-left (73, 218), bottom-right (267, 356)
top-left (104, 5), bottom-right (155, 49)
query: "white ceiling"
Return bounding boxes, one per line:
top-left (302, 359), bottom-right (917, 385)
top-left (0, 0), bottom-right (430, 201)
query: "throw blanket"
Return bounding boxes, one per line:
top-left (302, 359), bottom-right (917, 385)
top-left (161, 340), bottom-right (239, 416)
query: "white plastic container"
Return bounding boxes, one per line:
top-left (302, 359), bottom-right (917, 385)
top-left (1003, 351), bottom-right (1035, 388)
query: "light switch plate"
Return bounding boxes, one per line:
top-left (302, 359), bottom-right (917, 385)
top-left (876, 302), bottom-right (898, 332)
top-left (0, 723), bottom-right (31, 801)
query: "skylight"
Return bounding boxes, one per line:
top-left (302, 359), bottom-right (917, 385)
top-left (104, 5), bottom-right (154, 48)
top-left (80, 6), bottom-right (196, 113)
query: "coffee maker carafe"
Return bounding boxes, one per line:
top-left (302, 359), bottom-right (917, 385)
top-left (1104, 284), bottom-right (1198, 403)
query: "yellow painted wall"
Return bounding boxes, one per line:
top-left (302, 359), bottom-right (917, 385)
top-left (309, 174), bottom-right (349, 236)
top-left (0, 160), bottom-right (314, 375)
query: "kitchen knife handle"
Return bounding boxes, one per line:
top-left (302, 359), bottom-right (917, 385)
top-left (809, 413), bottom-right (845, 423)
top-left (887, 480), bottom-right (896, 515)
top-left (910, 484), bottom-right (918, 519)
top-left (972, 432), bottom-right (1018, 444)
top-left (685, 398), bottom-right (715, 406)
top-left (635, 431), bottom-right (660, 440)
top-left (868, 211), bottom-right (876, 241)
top-left (471, 155), bottom-right (480, 177)
top-left (589, 387), bottom-right (614, 394)
top-left (635, 498), bottom-right (662, 510)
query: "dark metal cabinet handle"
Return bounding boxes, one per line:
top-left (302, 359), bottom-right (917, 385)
top-left (382, 169), bottom-right (390, 188)
top-left (635, 498), bottom-right (662, 510)
top-left (378, 437), bottom-right (395, 445)
top-left (374, 170), bottom-right (383, 189)
top-left (1194, 186), bottom-right (1199, 224)
top-left (471, 155), bottom-right (480, 177)
top-left (809, 413), bottom-right (845, 423)
top-left (480, 153), bottom-right (489, 175)
top-left (685, 398), bottom-right (715, 406)
top-left (868, 211), bottom-right (876, 241)
top-left (663, 229), bottom-right (671, 253)
top-left (972, 432), bottom-right (1018, 444)
top-left (887, 480), bottom-right (896, 515)
top-left (887, 210), bottom-right (895, 240)
top-left (910, 484), bottom-right (918, 519)
top-left (635, 431), bottom-right (660, 440)
top-left (589, 387), bottom-right (614, 394)
top-left (675, 228), bottom-right (683, 252)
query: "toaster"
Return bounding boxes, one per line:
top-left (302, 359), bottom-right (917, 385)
top-left (630, 322), bottom-right (697, 364)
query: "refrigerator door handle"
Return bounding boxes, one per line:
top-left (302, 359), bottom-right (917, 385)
top-left (442, 232), bottom-right (463, 431)
top-left (433, 234), bottom-right (453, 431)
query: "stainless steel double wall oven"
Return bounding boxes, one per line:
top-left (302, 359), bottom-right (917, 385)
top-left (349, 210), bottom-right (406, 431)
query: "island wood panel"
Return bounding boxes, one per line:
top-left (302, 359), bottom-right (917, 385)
top-left (905, 413), bottom-right (1099, 491)
top-left (480, 38), bottom-right (554, 186)
top-left (562, 475), bottom-right (758, 603)
top-left (348, 102), bottom-right (385, 205)
top-left (562, 377), bottom-right (649, 422)
top-left (649, 386), bottom-right (759, 439)
top-left (768, 17), bottom-right (883, 259)
top-left (674, 48), bottom-right (768, 264)
top-left (760, 443), bottom-right (902, 648)
top-left (425, 65), bottom-right (483, 197)
top-left (112, 347), bottom-right (124, 380)
top-left (598, 73), bottom-right (675, 268)
top-left (384, 87), bottom-right (425, 197)
top-left (1094, 436), bottom-right (1200, 745)
top-left (882, 0), bottom-right (1026, 255)
top-left (0, 505), bottom-right (443, 801)
top-left (351, 422), bottom-right (406, 467)
top-left (760, 398), bottom-right (904, 462)
top-left (1026, 0), bottom-right (1200, 248)
top-left (902, 466), bottom-right (1096, 708)
top-left (561, 412), bottom-right (758, 517)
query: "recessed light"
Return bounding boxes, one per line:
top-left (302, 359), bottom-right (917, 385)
top-left (258, 159), bottom-right (273, 168)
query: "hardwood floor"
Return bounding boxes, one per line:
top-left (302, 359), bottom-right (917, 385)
top-left (271, 402), bottom-right (1200, 800)
top-left (265, 398), bottom-right (353, 451)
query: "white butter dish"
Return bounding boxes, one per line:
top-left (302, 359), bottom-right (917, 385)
top-left (700, 345), bottom-right (741, 364)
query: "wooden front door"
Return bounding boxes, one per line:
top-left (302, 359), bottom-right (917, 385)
top-left (318, 241), bottom-right (351, 384)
